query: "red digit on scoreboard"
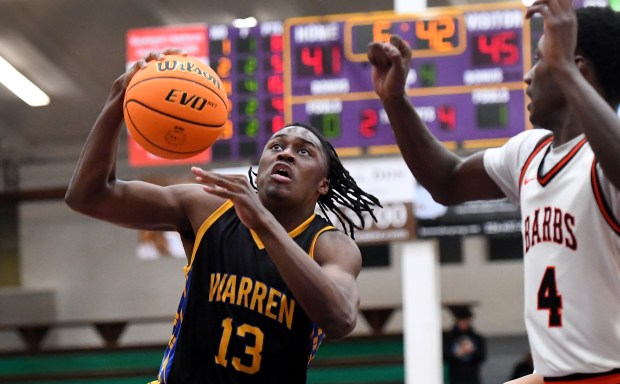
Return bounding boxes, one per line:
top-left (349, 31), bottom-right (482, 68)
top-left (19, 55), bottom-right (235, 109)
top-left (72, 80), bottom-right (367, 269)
top-left (360, 109), bottom-right (378, 138)
top-left (476, 31), bottom-right (519, 65)
top-left (270, 54), bottom-right (283, 73)
top-left (331, 46), bottom-right (341, 75)
top-left (297, 46), bottom-right (342, 76)
top-left (301, 47), bottom-right (324, 75)
top-left (269, 34), bottom-right (283, 53)
top-left (270, 98), bottom-right (284, 113)
top-left (271, 115), bottom-right (285, 133)
top-left (438, 105), bottom-right (456, 131)
top-left (267, 75), bottom-right (283, 94)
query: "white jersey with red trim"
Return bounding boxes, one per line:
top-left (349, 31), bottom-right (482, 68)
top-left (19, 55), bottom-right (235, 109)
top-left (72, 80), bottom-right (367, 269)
top-left (484, 129), bottom-right (620, 378)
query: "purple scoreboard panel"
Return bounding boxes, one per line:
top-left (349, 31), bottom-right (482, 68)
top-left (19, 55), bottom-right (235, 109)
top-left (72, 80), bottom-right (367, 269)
top-left (208, 22), bottom-right (285, 163)
top-left (284, 3), bottom-right (535, 155)
top-left (201, 1), bottom-right (606, 163)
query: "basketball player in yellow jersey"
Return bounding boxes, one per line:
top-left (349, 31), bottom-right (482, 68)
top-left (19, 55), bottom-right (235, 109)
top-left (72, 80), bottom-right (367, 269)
top-left (368, 1), bottom-right (620, 383)
top-left (65, 51), bottom-right (381, 384)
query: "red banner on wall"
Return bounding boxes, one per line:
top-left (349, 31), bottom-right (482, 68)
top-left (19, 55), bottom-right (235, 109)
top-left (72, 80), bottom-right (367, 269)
top-left (125, 24), bottom-right (211, 167)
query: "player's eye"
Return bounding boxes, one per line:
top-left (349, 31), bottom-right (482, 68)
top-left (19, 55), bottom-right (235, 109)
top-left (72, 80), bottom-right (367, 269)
top-left (271, 142), bottom-right (283, 150)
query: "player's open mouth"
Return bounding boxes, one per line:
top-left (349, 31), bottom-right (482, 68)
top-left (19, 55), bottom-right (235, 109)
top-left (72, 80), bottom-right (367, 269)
top-left (271, 163), bottom-right (292, 182)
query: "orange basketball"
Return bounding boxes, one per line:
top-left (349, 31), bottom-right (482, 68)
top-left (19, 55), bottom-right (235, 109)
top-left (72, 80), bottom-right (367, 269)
top-left (123, 55), bottom-right (229, 159)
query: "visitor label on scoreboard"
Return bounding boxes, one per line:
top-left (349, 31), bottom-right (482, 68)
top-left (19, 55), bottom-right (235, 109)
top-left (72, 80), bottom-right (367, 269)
top-left (283, 3), bottom-right (531, 154)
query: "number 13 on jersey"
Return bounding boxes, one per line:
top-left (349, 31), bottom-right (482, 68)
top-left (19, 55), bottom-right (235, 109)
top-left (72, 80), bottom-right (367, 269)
top-left (215, 318), bottom-right (265, 374)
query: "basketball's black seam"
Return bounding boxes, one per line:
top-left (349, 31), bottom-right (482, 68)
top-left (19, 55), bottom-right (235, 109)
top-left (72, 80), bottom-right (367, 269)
top-left (126, 76), bottom-right (229, 112)
top-left (125, 99), bottom-right (226, 128)
top-left (124, 104), bottom-right (205, 156)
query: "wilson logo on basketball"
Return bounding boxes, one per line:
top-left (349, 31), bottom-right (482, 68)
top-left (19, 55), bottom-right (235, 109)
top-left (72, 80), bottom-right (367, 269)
top-left (164, 89), bottom-right (219, 111)
top-left (156, 60), bottom-right (222, 91)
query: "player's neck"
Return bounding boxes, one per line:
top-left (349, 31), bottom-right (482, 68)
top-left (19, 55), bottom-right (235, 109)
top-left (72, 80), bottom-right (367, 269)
top-left (268, 203), bottom-right (317, 233)
top-left (550, 113), bottom-right (583, 147)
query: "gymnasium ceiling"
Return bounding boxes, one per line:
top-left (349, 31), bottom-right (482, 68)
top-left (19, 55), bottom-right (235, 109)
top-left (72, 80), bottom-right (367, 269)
top-left (0, 0), bottom-right (493, 186)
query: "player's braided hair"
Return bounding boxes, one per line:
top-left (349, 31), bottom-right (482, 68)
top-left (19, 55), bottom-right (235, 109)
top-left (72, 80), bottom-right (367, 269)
top-left (249, 122), bottom-right (382, 239)
top-left (576, 6), bottom-right (620, 108)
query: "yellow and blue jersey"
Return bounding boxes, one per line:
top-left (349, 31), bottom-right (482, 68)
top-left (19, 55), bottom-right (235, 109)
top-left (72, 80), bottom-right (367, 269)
top-left (153, 200), bottom-right (335, 384)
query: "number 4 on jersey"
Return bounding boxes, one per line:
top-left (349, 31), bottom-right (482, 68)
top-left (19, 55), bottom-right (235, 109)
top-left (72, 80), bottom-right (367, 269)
top-left (537, 266), bottom-right (563, 327)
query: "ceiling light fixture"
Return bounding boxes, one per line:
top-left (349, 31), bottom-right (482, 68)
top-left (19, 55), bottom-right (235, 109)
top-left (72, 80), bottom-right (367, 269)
top-left (232, 17), bottom-right (258, 29)
top-left (0, 56), bottom-right (50, 107)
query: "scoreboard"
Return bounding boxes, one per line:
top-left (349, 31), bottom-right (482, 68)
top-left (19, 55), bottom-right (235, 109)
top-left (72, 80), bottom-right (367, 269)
top-left (207, 2), bottom-right (539, 163)
top-left (284, 2), bottom-right (533, 156)
top-left (130, 1), bottom-right (608, 166)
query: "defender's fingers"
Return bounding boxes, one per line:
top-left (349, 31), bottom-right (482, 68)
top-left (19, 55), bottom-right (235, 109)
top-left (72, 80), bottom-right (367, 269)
top-left (381, 41), bottom-right (405, 67)
top-left (525, 3), bottom-right (550, 19)
top-left (367, 42), bottom-right (391, 68)
top-left (389, 35), bottom-right (412, 60)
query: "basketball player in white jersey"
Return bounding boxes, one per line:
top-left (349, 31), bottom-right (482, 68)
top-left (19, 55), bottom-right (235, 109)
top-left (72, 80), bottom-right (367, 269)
top-left (368, 0), bottom-right (620, 383)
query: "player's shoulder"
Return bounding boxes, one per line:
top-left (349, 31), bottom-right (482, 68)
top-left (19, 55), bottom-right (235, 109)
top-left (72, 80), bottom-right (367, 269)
top-left (167, 182), bottom-right (221, 205)
top-left (313, 230), bottom-right (362, 275)
top-left (316, 227), bottom-right (354, 243)
top-left (487, 128), bottom-right (552, 165)
top-left (508, 128), bottom-right (552, 148)
top-left (314, 229), bottom-right (361, 260)
top-left (167, 183), bottom-right (229, 227)
top-left (511, 129), bottom-right (553, 148)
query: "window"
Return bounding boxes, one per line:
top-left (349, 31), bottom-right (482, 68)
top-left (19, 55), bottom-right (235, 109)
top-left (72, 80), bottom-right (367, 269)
top-left (488, 234), bottom-right (523, 261)
top-left (359, 244), bottom-right (390, 268)
top-left (439, 236), bottom-right (463, 264)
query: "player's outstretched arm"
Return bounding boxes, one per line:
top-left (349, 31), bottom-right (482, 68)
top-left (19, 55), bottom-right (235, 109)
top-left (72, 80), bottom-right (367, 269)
top-left (368, 35), bottom-right (503, 205)
top-left (65, 51), bottom-right (222, 235)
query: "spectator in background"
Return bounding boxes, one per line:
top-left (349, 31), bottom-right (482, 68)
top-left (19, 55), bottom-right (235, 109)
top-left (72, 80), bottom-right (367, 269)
top-left (443, 307), bottom-right (487, 384)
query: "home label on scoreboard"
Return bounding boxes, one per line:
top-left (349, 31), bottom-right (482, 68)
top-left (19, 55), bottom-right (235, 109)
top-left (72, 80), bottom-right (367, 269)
top-left (283, 3), bottom-right (533, 155)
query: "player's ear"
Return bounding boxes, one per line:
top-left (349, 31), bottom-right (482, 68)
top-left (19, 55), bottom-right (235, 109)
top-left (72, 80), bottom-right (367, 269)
top-left (575, 55), bottom-right (589, 74)
top-left (575, 55), bottom-right (600, 81)
top-left (576, 55), bottom-right (604, 97)
top-left (318, 178), bottom-right (329, 196)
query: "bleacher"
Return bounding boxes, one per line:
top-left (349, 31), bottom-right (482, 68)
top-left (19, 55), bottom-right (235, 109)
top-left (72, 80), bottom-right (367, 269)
top-left (0, 336), bottom-right (404, 384)
top-left (0, 307), bottom-right (409, 384)
top-left (0, 310), bottom-right (526, 383)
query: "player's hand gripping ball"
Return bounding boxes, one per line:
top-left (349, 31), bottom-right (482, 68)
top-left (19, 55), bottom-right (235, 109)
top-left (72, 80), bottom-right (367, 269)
top-left (123, 55), bottom-right (230, 159)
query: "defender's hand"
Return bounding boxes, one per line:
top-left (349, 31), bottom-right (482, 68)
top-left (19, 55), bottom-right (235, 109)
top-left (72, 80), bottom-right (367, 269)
top-left (367, 35), bottom-right (412, 100)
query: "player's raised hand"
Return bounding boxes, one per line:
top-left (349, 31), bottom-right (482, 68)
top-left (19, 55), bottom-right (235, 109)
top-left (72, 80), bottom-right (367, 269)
top-left (525, 0), bottom-right (577, 68)
top-left (367, 35), bottom-right (412, 100)
top-left (118, 49), bottom-right (188, 90)
top-left (191, 167), bottom-right (268, 229)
